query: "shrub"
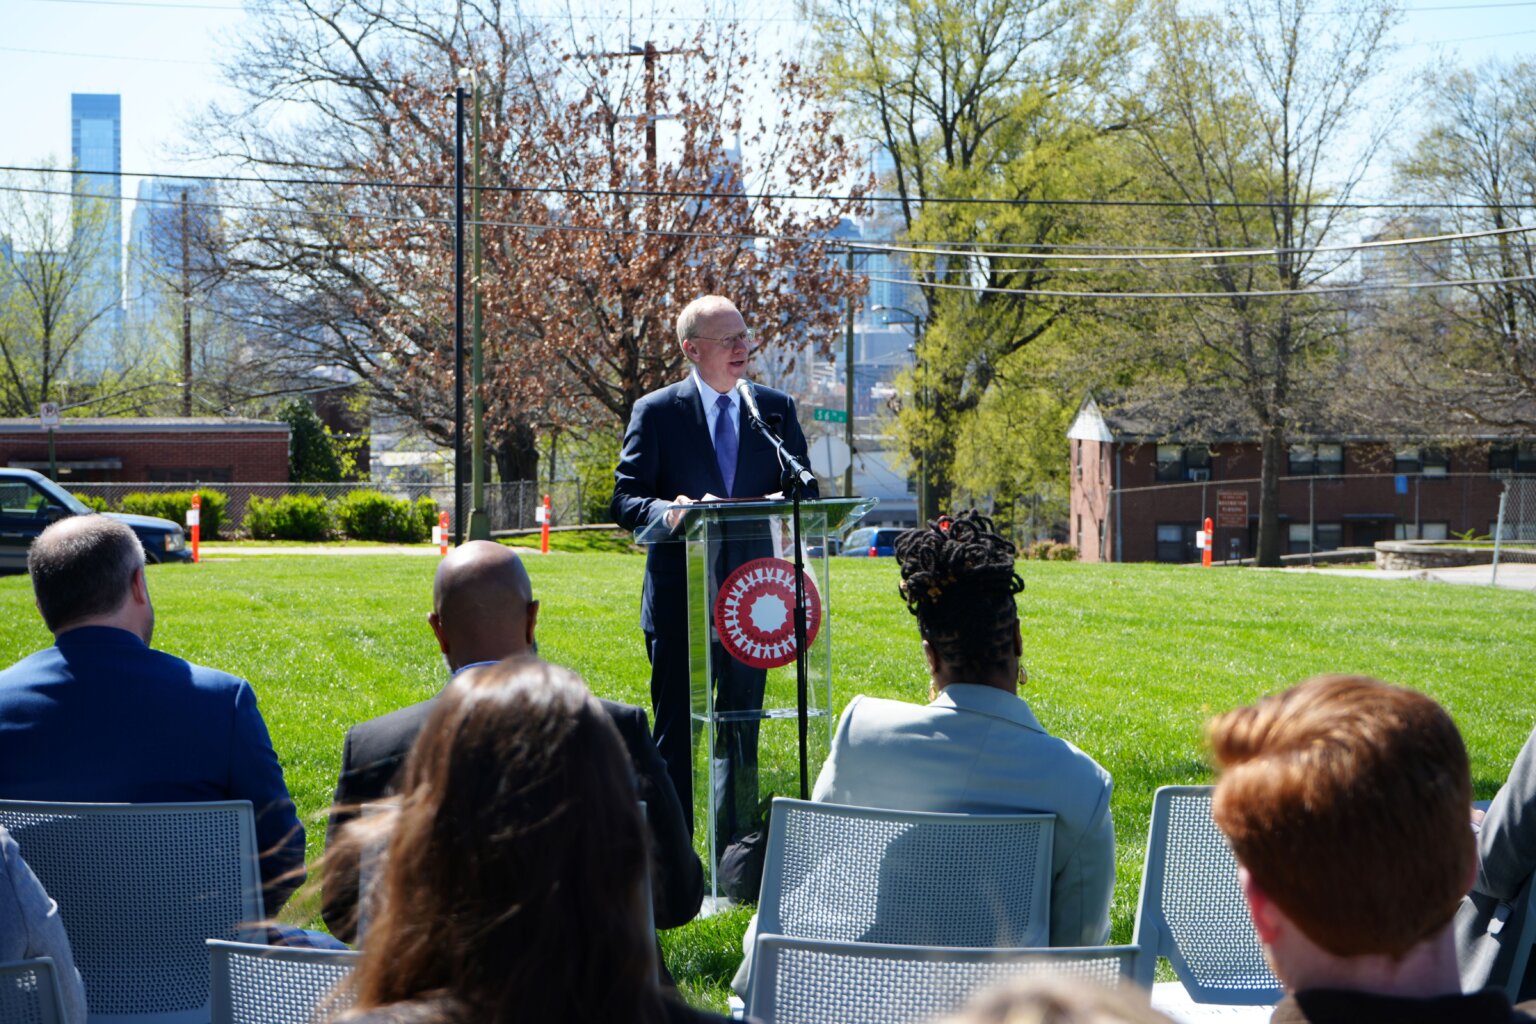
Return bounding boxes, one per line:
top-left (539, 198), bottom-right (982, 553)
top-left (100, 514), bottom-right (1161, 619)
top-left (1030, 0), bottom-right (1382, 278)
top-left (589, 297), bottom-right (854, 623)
top-left (334, 489), bottom-right (428, 543)
top-left (1023, 540), bottom-right (1079, 562)
top-left (244, 493), bottom-right (334, 541)
top-left (118, 489), bottom-right (228, 538)
top-left (1049, 543), bottom-right (1080, 562)
top-left (413, 496), bottom-right (440, 538)
top-left (72, 492), bottom-right (109, 513)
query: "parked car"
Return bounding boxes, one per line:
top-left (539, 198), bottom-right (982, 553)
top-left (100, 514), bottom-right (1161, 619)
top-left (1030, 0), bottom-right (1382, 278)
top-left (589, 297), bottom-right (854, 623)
top-left (839, 526), bottom-right (905, 557)
top-left (0, 468), bottom-right (191, 573)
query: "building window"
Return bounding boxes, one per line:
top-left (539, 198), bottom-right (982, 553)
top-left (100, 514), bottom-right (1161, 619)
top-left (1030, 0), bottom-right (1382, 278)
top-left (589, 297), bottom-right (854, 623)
top-left (1098, 517), bottom-right (1108, 560)
top-left (1393, 447), bottom-right (1422, 474)
top-left (1156, 522), bottom-right (1195, 563)
top-left (1155, 445), bottom-right (1184, 483)
top-left (1076, 514), bottom-right (1082, 547)
top-left (1156, 444), bottom-right (1211, 482)
top-left (1287, 522), bottom-right (1342, 553)
top-left (1289, 443), bottom-right (1344, 476)
top-left (1489, 443), bottom-right (1536, 475)
top-left (1075, 440), bottom-right (1082, 480)
top-left (1396, 522), bottom-right (1450, 541)
top-left (1422, 447), bottom-right (1449, 477)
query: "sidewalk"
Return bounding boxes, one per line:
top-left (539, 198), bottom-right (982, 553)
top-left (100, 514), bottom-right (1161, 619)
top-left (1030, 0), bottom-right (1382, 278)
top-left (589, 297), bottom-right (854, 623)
top-left (1284, 561), bottom-right (1536, 592)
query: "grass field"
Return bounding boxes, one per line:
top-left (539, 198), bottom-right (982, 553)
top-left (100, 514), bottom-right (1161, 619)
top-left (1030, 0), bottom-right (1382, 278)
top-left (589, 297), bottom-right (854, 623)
top-left (1, 551), bottom-right (1533, 1009)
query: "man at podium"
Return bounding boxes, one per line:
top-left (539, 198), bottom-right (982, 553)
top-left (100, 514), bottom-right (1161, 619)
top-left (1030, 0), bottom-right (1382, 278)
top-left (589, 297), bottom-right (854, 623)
top-left (611, 294), bottom-right (817, 848)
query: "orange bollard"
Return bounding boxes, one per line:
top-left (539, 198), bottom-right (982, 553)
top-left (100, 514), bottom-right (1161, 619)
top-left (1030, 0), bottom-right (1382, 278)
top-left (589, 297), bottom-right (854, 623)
top-left (436, 511), bottom-right (450, 556)
top-left (1202, 516), bottom-right (1214, 568)
top-left (539, 494), bottom-right (552, 554)
top-left (188, 493), bottom-right (201, 563)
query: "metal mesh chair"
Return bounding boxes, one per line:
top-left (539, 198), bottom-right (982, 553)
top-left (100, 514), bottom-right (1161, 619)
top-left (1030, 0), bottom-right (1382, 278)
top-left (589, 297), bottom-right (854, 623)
top-left (0, 958), bottom-right (67, 1024)
top-left (746, 935), bottom-right (1138, 1024)
top-left (207, 940), bottom-right (360, 1024)
top-left (1131, 787), bottom-right (1281, 1010)
top-left (759, 799), bottom-right (1055, 949)
top-left (0, 800), bottom-right (265, 1024)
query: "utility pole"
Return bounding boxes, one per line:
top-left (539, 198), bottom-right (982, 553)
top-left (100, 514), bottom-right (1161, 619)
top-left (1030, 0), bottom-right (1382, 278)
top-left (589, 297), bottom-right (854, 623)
top-left (452, 81), bottom-right (467, 546)
top-left (461, 67), bottom-right (491, 541)
top-left (180, 192), bottom-right (192, 417)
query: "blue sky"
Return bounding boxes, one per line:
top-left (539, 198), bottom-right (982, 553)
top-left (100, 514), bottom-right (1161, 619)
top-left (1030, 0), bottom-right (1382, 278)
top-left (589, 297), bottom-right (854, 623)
top-left (0, 0), bottom-right (1532, 237)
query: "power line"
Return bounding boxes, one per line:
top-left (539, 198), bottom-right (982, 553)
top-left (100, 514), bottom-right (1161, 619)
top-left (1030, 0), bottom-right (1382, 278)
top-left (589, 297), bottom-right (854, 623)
top-left (5, 161), bottom-right (1532, 214)
top-left (863, 223), bottom-right (1536, 264)
top-left (866, 271), bottom-right (1536, 302)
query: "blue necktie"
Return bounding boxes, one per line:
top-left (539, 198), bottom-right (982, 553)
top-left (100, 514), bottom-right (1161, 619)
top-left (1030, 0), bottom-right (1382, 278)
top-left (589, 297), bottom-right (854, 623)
top-left (714, 394), bottom-right (738, 497)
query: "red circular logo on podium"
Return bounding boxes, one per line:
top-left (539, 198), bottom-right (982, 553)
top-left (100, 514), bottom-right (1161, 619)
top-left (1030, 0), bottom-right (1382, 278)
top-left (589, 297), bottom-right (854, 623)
top-left (713, 557), bottom-right (823, 669)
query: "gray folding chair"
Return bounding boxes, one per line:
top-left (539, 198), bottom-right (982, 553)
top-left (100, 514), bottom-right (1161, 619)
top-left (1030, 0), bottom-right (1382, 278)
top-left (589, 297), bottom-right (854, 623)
top-left (0, 957), bottom-right (67, 1024)
top-left (1130, 786), bottom-right (1281, 1020)
top-left (0, 800), bottom-right (265, 1024)
top-left (207, 940), bottom-right (360, 1024)
top-left (747, 935), bottom-right (1139, 1024)
top-left (759, 799), bottom-right (1055, 949)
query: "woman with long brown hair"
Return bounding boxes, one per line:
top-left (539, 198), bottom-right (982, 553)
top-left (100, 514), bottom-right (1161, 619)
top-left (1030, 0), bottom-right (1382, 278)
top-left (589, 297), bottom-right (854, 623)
top-left (329, 657), bottom-right (728, 1024)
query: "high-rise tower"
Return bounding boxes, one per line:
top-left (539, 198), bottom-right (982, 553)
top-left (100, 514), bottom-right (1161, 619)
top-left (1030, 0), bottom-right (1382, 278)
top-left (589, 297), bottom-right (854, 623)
top-left (71, 93), bottom-right (124, 367)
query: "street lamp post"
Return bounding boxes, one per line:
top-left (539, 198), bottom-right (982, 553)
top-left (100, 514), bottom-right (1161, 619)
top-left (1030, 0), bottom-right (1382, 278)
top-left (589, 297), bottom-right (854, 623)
top-left (872, 304), bottom-right (928, 525)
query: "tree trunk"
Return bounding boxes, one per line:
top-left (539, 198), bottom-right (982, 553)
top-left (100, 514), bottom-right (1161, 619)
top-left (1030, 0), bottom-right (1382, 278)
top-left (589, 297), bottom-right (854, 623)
top-left (491, 420), bottom-right (540, 482)
top-left (1256, 424), bottom-right (1285, 567)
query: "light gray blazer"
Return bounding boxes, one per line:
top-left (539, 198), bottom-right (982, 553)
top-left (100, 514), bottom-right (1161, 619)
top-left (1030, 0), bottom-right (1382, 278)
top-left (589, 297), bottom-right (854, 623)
top-left (1458, 726), bottom-right (1536, 999)
top-left (810, 684), bottom-right (1117, 947)
top-left (733, 684), bottom-right (1117, 997)
top-left (0, 826), bottom-right (87, 1024)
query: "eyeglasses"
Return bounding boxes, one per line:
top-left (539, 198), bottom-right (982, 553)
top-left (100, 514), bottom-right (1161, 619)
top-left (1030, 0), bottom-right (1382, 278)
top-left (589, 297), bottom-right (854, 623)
top-left (689, 328), bottom-right (756, 347)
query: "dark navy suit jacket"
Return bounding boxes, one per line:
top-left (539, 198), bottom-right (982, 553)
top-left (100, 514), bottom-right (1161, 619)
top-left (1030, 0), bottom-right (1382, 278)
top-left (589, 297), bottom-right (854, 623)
top-left (610, 377), bottom-right (815, 634)
top-left (321, 691), bottom-right (703, 941)
top-left (0, 626), bottom-right (306, 916)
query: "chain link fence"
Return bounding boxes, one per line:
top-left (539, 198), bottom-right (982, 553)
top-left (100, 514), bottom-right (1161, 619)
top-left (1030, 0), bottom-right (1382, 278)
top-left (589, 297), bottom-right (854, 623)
top-left (1493, 478), bottom-right (1536, 580)
top-left (69, 481), bottom-right (592, 537)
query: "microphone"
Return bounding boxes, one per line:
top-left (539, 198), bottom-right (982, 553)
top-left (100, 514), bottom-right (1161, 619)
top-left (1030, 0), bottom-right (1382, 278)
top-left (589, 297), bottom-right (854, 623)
top-left (735, 379), bottom-right (766, 426)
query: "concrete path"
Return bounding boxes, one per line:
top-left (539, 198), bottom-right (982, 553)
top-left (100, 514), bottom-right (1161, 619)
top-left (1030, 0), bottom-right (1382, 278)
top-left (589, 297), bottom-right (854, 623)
top-left (1280, 561), bottom-right (1536, 592)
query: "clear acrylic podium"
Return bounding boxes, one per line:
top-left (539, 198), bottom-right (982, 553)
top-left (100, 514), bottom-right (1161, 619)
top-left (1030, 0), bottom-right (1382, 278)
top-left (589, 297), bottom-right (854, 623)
top-left (635, 496), bottom-right (874, 901)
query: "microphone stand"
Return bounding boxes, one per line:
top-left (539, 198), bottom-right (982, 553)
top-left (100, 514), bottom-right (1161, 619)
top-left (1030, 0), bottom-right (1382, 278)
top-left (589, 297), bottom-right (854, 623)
top-left (739, 394), bottom-right (815, 800)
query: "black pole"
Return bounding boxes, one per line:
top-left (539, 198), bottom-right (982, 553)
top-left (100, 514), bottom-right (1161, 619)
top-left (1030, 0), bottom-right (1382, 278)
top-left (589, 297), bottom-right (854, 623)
top-left (453, 85), bottom-right (466, 546)
top-left (790, 475), bottom-right (810, 800)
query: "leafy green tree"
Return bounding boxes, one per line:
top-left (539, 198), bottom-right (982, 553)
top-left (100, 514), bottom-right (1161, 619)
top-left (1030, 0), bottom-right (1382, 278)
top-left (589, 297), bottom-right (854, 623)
top-left (804, 0), bottom-right (1138, 519)
top-left (278, 399), bottom-right (343, 482)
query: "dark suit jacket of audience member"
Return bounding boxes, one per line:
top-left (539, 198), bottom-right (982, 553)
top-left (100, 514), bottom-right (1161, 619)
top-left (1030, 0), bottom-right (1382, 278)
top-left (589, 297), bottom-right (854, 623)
top-left (323, 692), bottom-right (704, 942)
top-left (0, 625), bottom-right (306, 917)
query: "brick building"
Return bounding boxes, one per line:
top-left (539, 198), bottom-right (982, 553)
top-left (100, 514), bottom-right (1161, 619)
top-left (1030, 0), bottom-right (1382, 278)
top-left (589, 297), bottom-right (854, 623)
top-left (1067, 396), bottom-right (1535, 563)
top-left (0, 418), bottom-right (290, 484)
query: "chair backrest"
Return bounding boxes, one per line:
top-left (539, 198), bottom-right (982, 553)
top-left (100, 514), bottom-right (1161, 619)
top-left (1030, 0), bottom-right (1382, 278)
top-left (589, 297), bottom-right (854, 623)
top-left (1130, 786), bottom-right (1281, 1004)
top-left (759, 799), bottom-right (1055, 949)
top-left (207, 940), bottom-right (360, 1024)
top-left (747, 934), bottom-right (1138, 1024)
top-left (0, 800), bottom-right (265, 1024)
top-left (0, 958), bottom-right (67, 1024)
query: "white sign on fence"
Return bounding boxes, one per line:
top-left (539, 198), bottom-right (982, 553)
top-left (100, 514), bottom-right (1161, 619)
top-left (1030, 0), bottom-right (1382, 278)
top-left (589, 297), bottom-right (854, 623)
top-left (38, 402), bottom-right (60, 428)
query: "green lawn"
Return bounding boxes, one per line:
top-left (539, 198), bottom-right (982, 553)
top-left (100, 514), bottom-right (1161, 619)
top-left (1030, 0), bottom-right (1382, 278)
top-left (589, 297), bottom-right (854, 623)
top-left (0, 554), bottom-right (1533, 1010)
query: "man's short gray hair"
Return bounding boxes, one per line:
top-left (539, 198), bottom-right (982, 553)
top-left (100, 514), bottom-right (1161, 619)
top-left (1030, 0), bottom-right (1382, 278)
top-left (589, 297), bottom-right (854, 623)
top-left (28, 516), bottom-right (145, 632)
top-left (675, 295), bottom-right (736, 344)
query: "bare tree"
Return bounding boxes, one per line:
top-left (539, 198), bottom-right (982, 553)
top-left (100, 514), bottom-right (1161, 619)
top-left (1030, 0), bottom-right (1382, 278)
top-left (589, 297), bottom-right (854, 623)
top-left (1118, 0), bottom-right (1400, 565)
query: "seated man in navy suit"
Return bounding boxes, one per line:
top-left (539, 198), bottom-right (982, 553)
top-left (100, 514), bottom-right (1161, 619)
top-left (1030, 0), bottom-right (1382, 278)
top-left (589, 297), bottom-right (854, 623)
top-left (611, 294), bottom-right (816, 851)
top-left (322, 540), bottom-right (702, 946)
top-left (0, 515), bottom-right (304, 916)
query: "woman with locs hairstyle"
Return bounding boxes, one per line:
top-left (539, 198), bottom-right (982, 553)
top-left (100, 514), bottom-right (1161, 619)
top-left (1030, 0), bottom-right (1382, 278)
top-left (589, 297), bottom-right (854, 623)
top-left (329, 657), bottom-right (729, 1024)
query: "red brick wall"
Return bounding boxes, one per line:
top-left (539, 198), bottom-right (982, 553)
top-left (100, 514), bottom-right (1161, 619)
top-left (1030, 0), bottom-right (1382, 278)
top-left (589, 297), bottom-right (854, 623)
top-left (1103, 441), bottom-right (1509, 562)
top-left (0, 425), bottom-right (290, 483)
top-left (1070, 438), bottom-right (1115, 562)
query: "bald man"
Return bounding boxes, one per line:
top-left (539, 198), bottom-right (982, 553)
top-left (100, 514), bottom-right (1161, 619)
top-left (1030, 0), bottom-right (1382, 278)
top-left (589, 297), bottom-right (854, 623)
top-left (322, 541), bottom-right (702, 943)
